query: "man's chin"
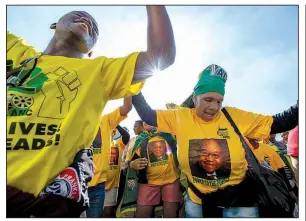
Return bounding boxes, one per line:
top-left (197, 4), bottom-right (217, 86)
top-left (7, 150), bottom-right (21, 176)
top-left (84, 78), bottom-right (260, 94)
top-left (67, 32), bottom-right (92, 53)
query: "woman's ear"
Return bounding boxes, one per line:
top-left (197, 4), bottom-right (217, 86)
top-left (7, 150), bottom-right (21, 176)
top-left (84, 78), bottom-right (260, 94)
top-left (50, 23), bottom-right (57, 30)
top-left (88, 51), bottom-right (93, 57)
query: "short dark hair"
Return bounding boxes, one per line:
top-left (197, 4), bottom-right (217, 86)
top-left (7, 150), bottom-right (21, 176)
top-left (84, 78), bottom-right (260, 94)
top-left (62, 11), bottom-right (99, 35)
top-left (135, 120), bottom-right (144, 127)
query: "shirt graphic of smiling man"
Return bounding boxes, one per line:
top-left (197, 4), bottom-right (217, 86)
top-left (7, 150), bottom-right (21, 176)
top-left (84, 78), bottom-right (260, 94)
top-left (189, 139), bottom-right (231, 180)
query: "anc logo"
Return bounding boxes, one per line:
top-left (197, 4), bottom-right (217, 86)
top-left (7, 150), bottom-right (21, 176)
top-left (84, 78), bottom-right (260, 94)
top-left (7, 94), bottom-right (34, 116)
top-left (7, 63), bottom-right (47, 117)
top-left (7, 66), bottom-right (48, 95)
top-left (217, 127), bottom-right (230, 139)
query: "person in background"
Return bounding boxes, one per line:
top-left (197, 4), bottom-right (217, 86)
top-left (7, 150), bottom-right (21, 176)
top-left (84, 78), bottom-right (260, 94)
top-left (247, 138), bottom-right (297, 197)
top-left (7, 6), bottom-right (176, 217)
top-left (134, 120), bottom-right (145, 137)
top-left (123, 120), bottom-right (145, 169)
top-left (103, 126), bottom-right (130, 217)
top-left (281, 131), bottom-right (289, 144)
top-left (288, 126), bottom-right (298, 183)
top-left (87, 97), bottom-right (132, 218)
top-left (268, 134), bottom-right (287, 154)
top-left (128, 122), bottom-right (181, 217)
top-left (247, 138), bottom-right (287, 173)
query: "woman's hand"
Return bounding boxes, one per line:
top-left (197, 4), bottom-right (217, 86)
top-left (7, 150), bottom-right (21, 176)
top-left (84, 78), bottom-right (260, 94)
top-left (130, 158), bottom-right (148, 170)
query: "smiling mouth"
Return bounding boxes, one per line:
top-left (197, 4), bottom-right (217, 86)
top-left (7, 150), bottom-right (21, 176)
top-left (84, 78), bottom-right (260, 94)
top-left (204, 112), bottom-right (215, 118)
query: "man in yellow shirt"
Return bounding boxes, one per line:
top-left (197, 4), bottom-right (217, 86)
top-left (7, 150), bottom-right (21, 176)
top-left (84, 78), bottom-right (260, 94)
top-left (247, 138), bottom-right (298, 196)
top-left (246, 138), bottom-right (286, 171)
top-left (131, 64), bottom-right (298, 217)
top-left (87, 97), bottom-right (131, 217)
top-left (7, 6), bottom-right (176, 217)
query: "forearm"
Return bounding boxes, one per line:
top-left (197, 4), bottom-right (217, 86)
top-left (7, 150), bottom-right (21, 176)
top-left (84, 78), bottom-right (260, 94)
top-left (116, 125), bottom-right (130, 145)
top-left (132, 92), bottom-right (157, 127)
top-left (120, 97), bottom-right (132, 116)
top-left (132, 6), bottom-right (175, 83)
top-left (270, 103), bottom-right (298, 134)
top-left (146, 6), bottom-right (176, 67)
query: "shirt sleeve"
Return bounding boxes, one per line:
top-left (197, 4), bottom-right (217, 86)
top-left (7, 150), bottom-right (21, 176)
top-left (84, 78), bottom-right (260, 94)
top-left (105, 108), bottom-right (128, 130)
top-left (156, 109), bottom-right (179, 135)
top-left (118, 138), bottom-right (126, 151)
top-left (100, 52), bottom-right (145, 100)
top-left (226, 107), bottom-right (273, 140)
top-left (7, 31), bottom-right (39, 68)
top-left (271, 151), bottom-right (286, 169)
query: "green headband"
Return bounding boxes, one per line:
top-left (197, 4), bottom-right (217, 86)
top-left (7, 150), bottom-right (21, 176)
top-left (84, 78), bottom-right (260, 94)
top-left (193, 64), bottom-right (227, 96)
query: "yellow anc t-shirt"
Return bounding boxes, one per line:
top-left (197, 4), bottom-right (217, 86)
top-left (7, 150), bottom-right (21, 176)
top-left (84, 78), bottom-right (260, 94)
top-left (246, 141), bottom-right (286, 171)
top-left (156, 107), bottom-right (273, 204)
top-left (7, 32), bottom-right (144, 196)
top-left (105, 138), bottom-right (126, 190)
top-left (129, 135), bottom-right (179, 186)
top-left (89, 108), bottom-right (127, 187)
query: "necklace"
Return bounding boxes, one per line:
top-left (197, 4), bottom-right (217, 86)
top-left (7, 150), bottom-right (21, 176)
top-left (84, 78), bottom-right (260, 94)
top-left (7, 55), bottom-right (42, 88)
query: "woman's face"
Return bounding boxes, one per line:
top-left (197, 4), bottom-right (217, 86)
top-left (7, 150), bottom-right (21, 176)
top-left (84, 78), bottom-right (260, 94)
top-left (193, 92), bottom-right (223, 122)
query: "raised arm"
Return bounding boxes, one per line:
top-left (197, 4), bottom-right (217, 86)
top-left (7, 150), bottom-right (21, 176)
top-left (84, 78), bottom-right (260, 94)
top-left (116, 125), bottom-right (130, 145)
top-left (132, 92), bottom-right (157, 126)
top-left (119, 96), bottom-right (132, 116)
top-left (270, 102), bottom-right (298, 134)
top-left (133, 6), bottom-right (176, 83)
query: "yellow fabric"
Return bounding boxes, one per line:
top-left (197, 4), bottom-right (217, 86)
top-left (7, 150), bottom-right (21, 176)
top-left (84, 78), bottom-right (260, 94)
top-left (7, 32), bottom-right (143, 196)
top-left (266, 144), bottom-right (294, 170)
top-left (268, 144), bottom-right (279, 152)
top-left (89, 108), bottom-right (127, 187)
top-left (7, 31), bottom-right (39, 68)
top-left (105, 138), bottom-right (126, 190)
top-left (251, 143), bottom-right (286, 171)
top-left (156, 106), bottom-right (273, 204)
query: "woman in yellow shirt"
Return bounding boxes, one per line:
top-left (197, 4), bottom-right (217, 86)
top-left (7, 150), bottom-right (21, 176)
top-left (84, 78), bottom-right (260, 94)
top-left (128, 123), bottom-right (181, 218)
top-left (131, 64), bottom-right (298, 218)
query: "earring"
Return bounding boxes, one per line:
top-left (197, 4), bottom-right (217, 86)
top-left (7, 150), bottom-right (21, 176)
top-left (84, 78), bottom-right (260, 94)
top-left (50, 23), bottom-right (57, 29)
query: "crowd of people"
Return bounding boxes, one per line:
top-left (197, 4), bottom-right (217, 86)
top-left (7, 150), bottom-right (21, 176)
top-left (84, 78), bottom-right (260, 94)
top-left (6, 6), bottom-right (299, 218)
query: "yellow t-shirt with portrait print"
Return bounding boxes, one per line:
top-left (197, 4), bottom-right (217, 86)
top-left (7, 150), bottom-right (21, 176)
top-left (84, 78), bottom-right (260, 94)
top-left (156, 107), bottom-right (273, 204)
top-left (247, 141), bottom-right (286, 171)
top-left (89, 108), bottom-right (127, 187)
top-left (7, 31), bottom-right (143, 196)
top-left (105, 138), bottom-right (126, 190)
top-left (131, 135), bottom-right (179, 186)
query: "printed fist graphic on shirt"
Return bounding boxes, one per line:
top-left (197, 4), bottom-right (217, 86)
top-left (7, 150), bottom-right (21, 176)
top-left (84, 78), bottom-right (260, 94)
top-left (38, 67), bottom-right (82, 119)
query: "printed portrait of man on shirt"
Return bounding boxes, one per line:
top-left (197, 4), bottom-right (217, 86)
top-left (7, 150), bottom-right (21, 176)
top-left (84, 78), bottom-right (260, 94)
top-left (148, 139), bottom-right (168, 163)
top-left (110, 146), bottom-right (119, 167)
top-left (189, 139), bottom-right (231, 181)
